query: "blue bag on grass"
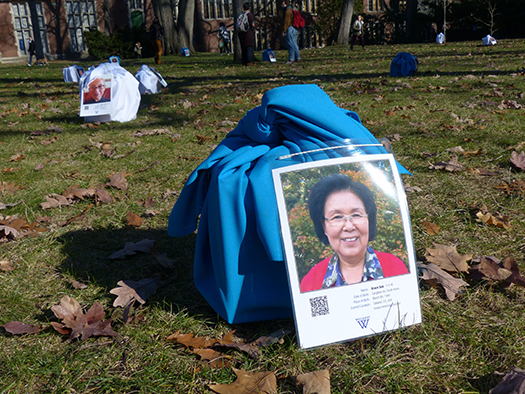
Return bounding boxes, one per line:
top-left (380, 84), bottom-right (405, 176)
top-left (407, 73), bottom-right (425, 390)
top-left (181, 47), bottom-right (190, 56)
top-left (390, 52), bottom-right (418, 77)
top-left (262, 48), bottom-right (276, 62)
top-left (167, 84), bottom-right (409, 324)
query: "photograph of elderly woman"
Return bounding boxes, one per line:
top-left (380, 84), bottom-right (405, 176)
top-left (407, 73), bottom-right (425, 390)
top-left (281, 161), bottom-right (409, 293)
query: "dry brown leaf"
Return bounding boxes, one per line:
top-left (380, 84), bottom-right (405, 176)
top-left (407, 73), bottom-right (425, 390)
top-left (0, 225), bottom-right (19, 241)
top-left (51, 295), bottom-right (117, 340)
top-left (510, 151), bottom-right (525, 170)
top-left (476, 205), bottom-right (511, 229)
top-left (9, 153), bottom-right (25, 162)
top-left (0, 182), bottom-right (21, 194)
top-left (108, 239), bottom-right (155, 259)
top-left (155, 252), bottom-right (176, 269)
top-left (417, 261), bottom-right (469, 301)
top-left (489, 367), bottom-right (525, 394)
top-left (126, 212), bottom-right (143, 227)
top-left (209, 368), bottom-right (277, 394)
top-left (429, 156), bottom-right (464, 172)
top-left (0, 259), bottom-right (14, 271)
top-left (446, 146), bottom-right (465, 153)
top-left (106, 171), bottom-right (129, 190)
top-left (72, 280), bottom-right (88, 289)
top-left (425, 243), bottom-right (472, 273)
top-left (495, 180), bottom-right (525, 196)
top-left (40, 194), bottom-right (71, 209)
top-left (2, 321), bottom-right (41, 335)
top-left (110, 278), bottom-right (158, 307)
top-left (175, 332), bottom-right (220, 349)
top-left (404, 183), bottom-right (422, 193)
top-left (422, 219), bottom-right (441, 235)
top-left (296, 370), bottom-right (331, 394)
top-left (95, 187), bottom-right (113, 203)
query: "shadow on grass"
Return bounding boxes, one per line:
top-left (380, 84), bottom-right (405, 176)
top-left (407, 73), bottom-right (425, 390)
top-left (57, 226), bottom-right (296, 340)
top-left (58, 227), bottom-right (217, 319)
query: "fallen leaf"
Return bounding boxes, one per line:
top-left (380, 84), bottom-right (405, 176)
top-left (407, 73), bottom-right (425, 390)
top-left (35, 163), bottom-right (44, 171)
top-left (126, 212), bottom-right (143, 227)
top-left (106, 171), bottom-right (128, 190)
top-left (9, 153), bottom-right (25, 162)
top-left (510, 151), bottom-right (525, 170)
top-left (110, 278), bottom-right (158, 307)
top-left (72, 280), bottom-right (88, 289)
top-left (489, 367), bottom-right (525, 394)
top-left (155, 252), bottom-right (176, 269)
top-left (296, 370), bottom-right (331, 394)
top-left (404, 183), bottom-right (422, 193)
top-left (0, 182), bottom-right (21, 194)
top-left (429, 156), bottom-right (464, 172)
top-left (209, 368), bottom-right (277, 394)
top-left (51, 295), bottom-right (117, 340)
top-left (476, 205), bottom-right (511, 229)
top-left (422, 220), bottom-right (441, 235)
top-left (417, 262), bottom-right (469, 301)
top-left (108, 239), bottom-right (155, 259)
top-left (425, 243), bottom-right (472, 273)
top-left (0, 260), bottom-right (15, 271)
top-left (2, 321), bottom-right (41, 335)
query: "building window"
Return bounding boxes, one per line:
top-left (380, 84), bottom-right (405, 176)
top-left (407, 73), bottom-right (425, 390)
top-left (128, 0), bottom-right (144, 27)
top-left (66, 0), bottom-right (98, 52)
top-left (11, 2), bottom-right (49, 56)
top-left (202, 0), bottom-right (233, 20)
top-left (368, 0), bottom-right (384, 12)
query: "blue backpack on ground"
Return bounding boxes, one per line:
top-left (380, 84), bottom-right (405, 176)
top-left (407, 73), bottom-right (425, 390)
top-left (262, 48), bottom-right (276, 62)
top-left (181, 47), bottom-right (190, 56)
top-left (390, 52), bottom-right (418, 77)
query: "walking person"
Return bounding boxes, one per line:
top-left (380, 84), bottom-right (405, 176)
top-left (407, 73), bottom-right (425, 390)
top-left (149, 18), bottom-right (164, 64)
top-left (281, 0), bottom-right (300, 64)
top-left (218, 22), bottom-right (231, 55)
top-left (238, 2), bottom-right (255, 66)
top-left (134, 42), bottom-right (142, 59)
top-left (351, 15), bottom-right (366, 51)
top-left (27, 36), bottom-right (36, 66)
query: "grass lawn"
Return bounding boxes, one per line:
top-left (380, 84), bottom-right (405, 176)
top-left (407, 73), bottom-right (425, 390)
top-left (1, 38), bottom-right (525, 393)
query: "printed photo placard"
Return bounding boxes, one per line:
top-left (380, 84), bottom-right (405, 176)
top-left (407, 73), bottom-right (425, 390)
top-left (272, 154), bottom-right (421, 349)
top-left (80, 74), bottom-right (113, 117)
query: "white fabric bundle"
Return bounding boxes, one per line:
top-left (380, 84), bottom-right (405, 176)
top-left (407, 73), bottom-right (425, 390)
top-left (63, 65), bottom-right (85, 83)
top-left (436, 32), bottom-right (445, 44)
top-left (482, 35), bottom-right (497, 46)
top-left (80, 62), bottom-right (141, 123)
top-left (135, 65), bottom-right (168, 95)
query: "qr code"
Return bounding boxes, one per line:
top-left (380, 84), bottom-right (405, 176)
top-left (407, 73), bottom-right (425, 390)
top-left (309, 295), bottom-right (329, 317)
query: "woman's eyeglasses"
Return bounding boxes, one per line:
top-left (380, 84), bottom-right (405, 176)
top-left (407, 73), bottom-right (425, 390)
top-left (324, 213), bottom-right (368, 227)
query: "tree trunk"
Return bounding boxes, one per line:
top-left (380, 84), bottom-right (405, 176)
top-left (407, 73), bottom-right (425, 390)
top-left (151, 0), bottom-right (179, 56)
top-left (27, 0), bottom-right (45, 59)
top-left (405, 0), bottom-right (418, 42)
top-left (43, 0), bottom-right (66, 56)
top-left (232, 0), bottom-right (243, 62)
top-left (103, 0), bottom-right (111, 35)
top-left (334, 0), bottom-right (355, 45)
top-left (177, 0), bottom-right (195, 53)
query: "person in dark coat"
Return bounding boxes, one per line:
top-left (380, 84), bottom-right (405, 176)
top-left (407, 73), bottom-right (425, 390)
top-left (238, 2), bottom-right (255, 66)
top-left (149, 18), bottom-right (164, 64)
top-left (27, 37), bottom-right (36, 66)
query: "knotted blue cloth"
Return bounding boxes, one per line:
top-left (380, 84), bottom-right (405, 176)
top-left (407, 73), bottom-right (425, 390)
top-left (168, 84), bottom-right (408, 323)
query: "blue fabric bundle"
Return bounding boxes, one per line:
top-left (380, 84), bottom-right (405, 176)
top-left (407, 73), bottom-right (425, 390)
top-left (390, 52), bottom-right (419, 77)
top-left (167, 84), bottom-right (409, 324)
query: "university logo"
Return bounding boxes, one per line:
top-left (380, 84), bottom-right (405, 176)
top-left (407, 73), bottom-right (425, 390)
top-left (356, 316), bottom-right (370, 329)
